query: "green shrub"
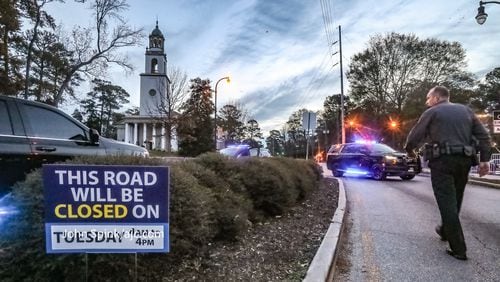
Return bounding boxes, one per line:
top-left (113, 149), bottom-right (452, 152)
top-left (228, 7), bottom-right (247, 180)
top-left (177, 161), bottom-right (251, 240)
top-left (0, 155), bottom-right (321, 280)
top-left (168, 165), bottom-right (217, 254)
top-left (0, 156), bottom-right (218, 280)
top-left (270, 158), bottom-right (321, 200)
top-left (234, 158), bottom-right (298, 217)
top-left (0, 171), bottom-right (89, 281)
top-left (195, 153), bottom-right (247, 194)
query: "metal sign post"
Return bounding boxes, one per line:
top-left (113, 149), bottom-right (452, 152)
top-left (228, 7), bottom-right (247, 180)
top-left (302, 111), bottom-right (317, 160)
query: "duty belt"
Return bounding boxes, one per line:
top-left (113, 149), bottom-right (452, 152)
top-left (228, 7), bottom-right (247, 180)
top-left (423, 143), bottom-right (475, 161)
top-left (446, 145), bottom-right (467, 155)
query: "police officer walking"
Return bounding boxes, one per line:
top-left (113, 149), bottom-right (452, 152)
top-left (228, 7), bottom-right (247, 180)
top-left (404, 86), bottom-right (491, 261)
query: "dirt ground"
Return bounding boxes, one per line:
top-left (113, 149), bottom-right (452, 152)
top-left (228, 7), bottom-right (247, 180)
top-left (160, 177), bottom-right (339, 281)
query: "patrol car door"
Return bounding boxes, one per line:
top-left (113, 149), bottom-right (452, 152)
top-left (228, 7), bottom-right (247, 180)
top-left (358, 145), bottom-right (373, 171)
top-left (340, 144), bottom-right (364, 171)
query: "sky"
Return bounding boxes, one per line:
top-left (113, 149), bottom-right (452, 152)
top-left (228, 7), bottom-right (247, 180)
top-left (47, 0), bottom-right (500, 134)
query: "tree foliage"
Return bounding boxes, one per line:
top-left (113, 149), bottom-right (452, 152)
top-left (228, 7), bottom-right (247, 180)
top-left (343, 32), bottom-right (476, 147)
top-left (241, 119), bottom-right (263, 148)
top-left (79, 78), bottom-right (129, 138)
top-left (478, 67), bottom-right (500, 147)
top-left (265, 129), bottom-right (284, 156)
top-left (28, 30), bottom-right (81, 103)
top-left (283, 109), bottom-right (309, 157)
top-left (177, 78), bottom-right (214, 156)
top-left (347, 32), bottom-right (468, 120)
top-left (21, 0), bottom-right (59, 99)
top-left (0, 0), bottom-right (141, 106)
top-left (218, 104), bottom-right (245, 144)
top-left (322, 94), bottom-right (353, 144)
top-left (0, 0), bottom-right (24, 95)
top-left (478, 67), bottom-right (500, 113)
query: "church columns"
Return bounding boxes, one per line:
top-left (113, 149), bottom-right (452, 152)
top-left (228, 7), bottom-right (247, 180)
top-left (124, 123), bottom-right (130, 143)
top-left (161, 125), bottom-right (166, 150)
top-left (143, 123), bottom-right (148, 146)
top-left (133, 123), bottom-right (138, 145)
top-left (152, 125), bottom-right (157, 149)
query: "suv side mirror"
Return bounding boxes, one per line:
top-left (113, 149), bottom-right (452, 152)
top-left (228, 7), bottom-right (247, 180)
top-left (89, 128), bottom-right (100, 144)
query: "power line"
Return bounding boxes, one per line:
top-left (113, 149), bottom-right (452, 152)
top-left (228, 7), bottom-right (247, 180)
top-left (293, 48), bottom-right (336, 110)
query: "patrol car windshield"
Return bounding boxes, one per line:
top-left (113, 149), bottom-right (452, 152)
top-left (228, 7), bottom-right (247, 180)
top-left (366, 143), bottom-right (397, 154)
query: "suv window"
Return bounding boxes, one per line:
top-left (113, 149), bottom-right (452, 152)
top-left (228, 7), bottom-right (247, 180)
top-left (328, 144), bottom-right (342, 153)
top-left (23, 105), bottom-right (87, 140)
top-left (0, 101), bottom-right (13, 135)
top-left (342, 144), bottom-right (364, 153)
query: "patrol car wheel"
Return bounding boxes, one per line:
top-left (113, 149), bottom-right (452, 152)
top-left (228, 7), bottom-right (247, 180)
top-left (372, 165), bottom-right (386, 180)
top-left (331, 164), bottom-right (343, 177)
top-left (400, 174), bottom-right (415, 180)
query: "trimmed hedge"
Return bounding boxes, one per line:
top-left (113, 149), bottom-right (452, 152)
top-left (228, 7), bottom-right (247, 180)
top-left (0, 155), bottom-right (321, 280)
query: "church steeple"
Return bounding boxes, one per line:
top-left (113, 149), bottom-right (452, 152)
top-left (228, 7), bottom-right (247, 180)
top-left (140, 21), bottom-right (170, 116)
top-left (148, 20), bottom-right (164, 50)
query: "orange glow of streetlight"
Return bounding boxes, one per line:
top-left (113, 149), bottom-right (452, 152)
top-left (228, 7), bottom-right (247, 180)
top-left (387, 118), bottom-right (400, 148)
top-left (346, 118), bottom-right (358, 128)
top-left (388, 118), bottom-right (400, 131)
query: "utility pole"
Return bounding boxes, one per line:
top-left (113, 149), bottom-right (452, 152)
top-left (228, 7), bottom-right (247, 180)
top-left (339, 25), bottom-right (345, 144)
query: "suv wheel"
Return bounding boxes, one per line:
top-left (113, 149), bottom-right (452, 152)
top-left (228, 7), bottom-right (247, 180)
top-left (331, 163), bottom-right (344, 177)
top-left (372, 165), bottom-right (386, 180)
top-left (400, 174), bottom-right (415, 180)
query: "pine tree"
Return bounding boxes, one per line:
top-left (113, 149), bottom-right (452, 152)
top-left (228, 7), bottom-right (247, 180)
top-left (177, 78), bottom-right (214, 156)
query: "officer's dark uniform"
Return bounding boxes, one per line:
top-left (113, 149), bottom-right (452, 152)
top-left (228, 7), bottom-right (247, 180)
top-left (404, 99), bottom-right (491, 258)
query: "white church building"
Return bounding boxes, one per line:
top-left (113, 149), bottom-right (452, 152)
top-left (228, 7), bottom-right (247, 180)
top-left (116, 22), bottom-right (178, 151)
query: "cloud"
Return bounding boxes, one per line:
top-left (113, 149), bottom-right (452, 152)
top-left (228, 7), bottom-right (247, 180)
top-left (48, 0), bottom-right (500, 136)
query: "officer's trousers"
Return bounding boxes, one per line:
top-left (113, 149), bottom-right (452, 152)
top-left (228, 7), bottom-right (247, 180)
top-left (428, 155), bottom-right (472, 255)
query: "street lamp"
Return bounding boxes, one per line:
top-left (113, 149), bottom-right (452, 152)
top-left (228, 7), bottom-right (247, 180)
top-left (476, 1), bottom-right (500, 25)
top-left (346, 119), bottom-right (356, 142)
top-left (388, 120), bottom-right (399, 148)
top-left (214, 76), bottom-right (230, 150)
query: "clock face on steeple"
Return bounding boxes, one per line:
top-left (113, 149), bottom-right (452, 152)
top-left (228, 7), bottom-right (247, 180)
top-left (149, 89), bottom-right (157, 96)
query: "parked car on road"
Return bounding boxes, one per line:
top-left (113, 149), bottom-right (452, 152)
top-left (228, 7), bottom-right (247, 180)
top-left (219, 145), bottom-right (271, 158)
top-left (0, 95), bottom-right (148, 194)
top-left (219, 145), bottom-right (251, 158)
top-left (250, 148), bottom-right (271, 157)
top-left (326, 141), bottom-right (421, 180)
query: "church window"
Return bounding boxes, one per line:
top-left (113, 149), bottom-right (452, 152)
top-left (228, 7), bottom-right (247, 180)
top-left (151, 58), bottom-right (158, 73)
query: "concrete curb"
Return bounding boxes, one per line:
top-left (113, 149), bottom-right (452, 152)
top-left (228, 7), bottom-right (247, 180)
top-left (303, 177), bottom-right (346, 282)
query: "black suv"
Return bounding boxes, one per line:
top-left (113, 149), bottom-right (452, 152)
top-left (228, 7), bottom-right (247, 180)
top-left (326, 142), bottom-right (421, 180)
top-left (0, 95), bottom-right (148, 193)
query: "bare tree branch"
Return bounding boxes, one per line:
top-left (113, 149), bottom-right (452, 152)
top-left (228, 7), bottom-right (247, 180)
top-left (53, 0), bottom-right (143, 106)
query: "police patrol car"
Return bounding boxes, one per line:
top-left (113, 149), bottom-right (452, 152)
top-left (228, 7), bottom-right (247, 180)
top-left (326, 141), bottom-right (421, 180)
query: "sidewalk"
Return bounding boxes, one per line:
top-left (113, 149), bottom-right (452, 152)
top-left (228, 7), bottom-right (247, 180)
top-left (421, 168), bottom-right (500, 189)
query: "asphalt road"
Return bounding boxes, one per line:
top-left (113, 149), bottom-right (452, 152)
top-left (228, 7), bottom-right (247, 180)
top-left (333, 174), bottom-right (500, 282)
